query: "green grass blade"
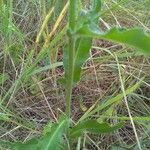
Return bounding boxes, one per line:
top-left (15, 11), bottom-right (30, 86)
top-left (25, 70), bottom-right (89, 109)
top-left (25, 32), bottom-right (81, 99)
top-left (79, 80), bottom-right (142, 122)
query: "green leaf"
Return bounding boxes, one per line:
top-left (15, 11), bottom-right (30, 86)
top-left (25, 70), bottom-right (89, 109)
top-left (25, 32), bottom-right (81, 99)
top-left (92, 0), bottom-right (101, 13)
top-left (9, 117), bottom-right (69, 150)
top-left (63, 37), bottom-right (92, 84)
top-left (70, 120), bottom-right (124, 138)
top-left (76, 3), bottom-right (100, 31)
top-left (73, 37), bottom-right (92, 83)
top-left (43, 121), bottom-right (53, 136)
top-left (77, 24), bottom-right (150, 55)
top-left (0, 139), bottom-right (38, 150)
top-left (37, 118), bottom-right (68, 150)
top-left (12, 139), bottom-right (39, 150)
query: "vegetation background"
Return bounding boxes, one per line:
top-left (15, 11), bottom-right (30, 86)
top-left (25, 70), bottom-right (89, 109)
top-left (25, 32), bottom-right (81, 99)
top-left (0, 0), bottom-right (150, 149)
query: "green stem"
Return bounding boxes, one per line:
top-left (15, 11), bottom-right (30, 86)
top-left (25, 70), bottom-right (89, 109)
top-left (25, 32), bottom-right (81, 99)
top-left (69, 0), bottom-right (76, 31)
top-left (65, 0), bottom-right (77, 118)
top-left (65, 36), bottom-right (75, 118)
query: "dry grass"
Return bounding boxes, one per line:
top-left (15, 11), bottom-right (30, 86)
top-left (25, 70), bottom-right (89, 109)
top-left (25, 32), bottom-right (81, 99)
top-left (0, 0), bottom-right (150, 149)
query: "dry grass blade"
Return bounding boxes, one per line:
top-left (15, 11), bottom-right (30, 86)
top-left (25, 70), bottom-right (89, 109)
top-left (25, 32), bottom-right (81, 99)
top-left (36, 7), bottom-right (54, 43)
top-left (44, 2), bottom-right (69, 47)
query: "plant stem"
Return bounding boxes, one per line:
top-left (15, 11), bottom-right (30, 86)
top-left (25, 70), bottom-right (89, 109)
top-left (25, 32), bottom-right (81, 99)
top-left (65, 35), bottom-right (75, 118)
top-left (65, 0), bottom-right (77, 118)
top-left (69, 0), bottom-right (76, 31)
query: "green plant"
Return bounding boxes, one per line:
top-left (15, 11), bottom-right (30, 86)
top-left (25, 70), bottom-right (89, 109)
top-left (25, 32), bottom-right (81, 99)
top-left (1, 0), bottom-right (150, 150)
top-left (65, 0), bottom-right (150, 117)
